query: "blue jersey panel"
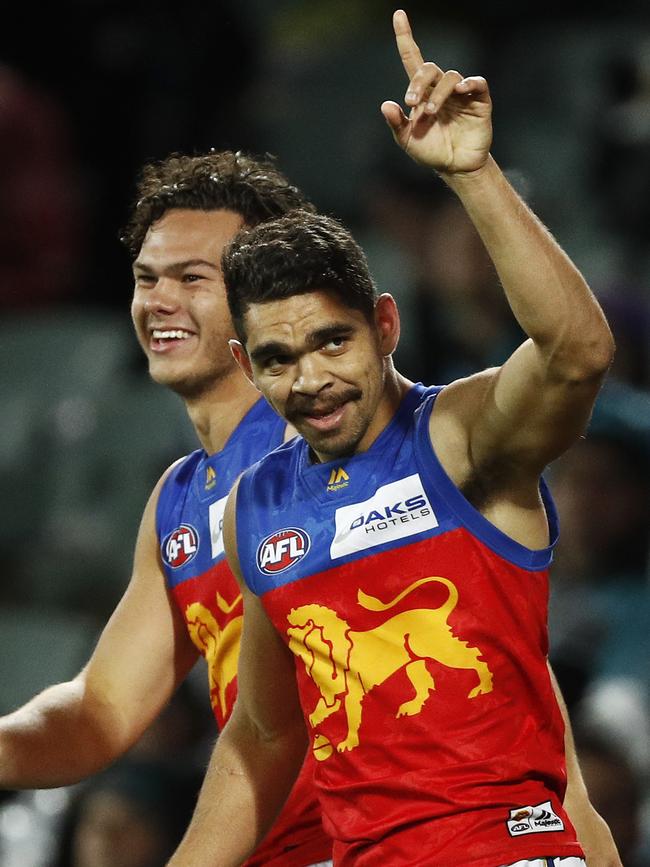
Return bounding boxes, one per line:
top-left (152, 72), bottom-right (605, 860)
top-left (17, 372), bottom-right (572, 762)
top-left (235, 384), bottom-right (559, 597)
top-left (156, 398), bottom-right (287, 588)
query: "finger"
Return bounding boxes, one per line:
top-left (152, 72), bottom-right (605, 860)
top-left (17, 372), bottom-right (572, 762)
top-left (393, 9), bottom-right (424, 80)
top-left (454, 75), bottom-right (489, 97)
top-left (380, 100), bottom-right (410, 141)
top-left (405, 61), bottom-right (443, 107)
top-left (424, 69), bottom-right (464, 114)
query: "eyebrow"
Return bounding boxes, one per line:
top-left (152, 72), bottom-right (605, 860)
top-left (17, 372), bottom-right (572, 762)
top-left (249, 340), bottom-right (291, 365)
top-left (132, 257), bottom-right (218, 274)
top-left (249, 322), bottom-right (356, 365)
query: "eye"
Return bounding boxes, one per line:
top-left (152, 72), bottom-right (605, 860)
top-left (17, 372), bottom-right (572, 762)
top-left (323, 335), bottom-right (347, 352)
top-left (135, 273), bottom-right (157, 287)
top-left (265, 354), bottom-right (293, 371)
top-left (182, 273), bottom-right (205, 283)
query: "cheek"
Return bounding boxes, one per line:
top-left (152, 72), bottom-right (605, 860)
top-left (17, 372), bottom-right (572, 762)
top-left (130, 299), bottom-right (147, 343)
top-left (130, 295), bottom-right (141, 324)
top-left (260, 377), bottom-right (290, 410)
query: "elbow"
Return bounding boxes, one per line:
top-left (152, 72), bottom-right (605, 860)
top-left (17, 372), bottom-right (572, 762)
top-left (581, 327), bottom-right (616, 380)
top-left (549, 322), bottom-right (616, 385)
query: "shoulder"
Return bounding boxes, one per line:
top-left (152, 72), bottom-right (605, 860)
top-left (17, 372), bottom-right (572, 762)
top-left (152, 449), bottom-right (203, 522)
top-left (427, 369), bottom-right (499, 486)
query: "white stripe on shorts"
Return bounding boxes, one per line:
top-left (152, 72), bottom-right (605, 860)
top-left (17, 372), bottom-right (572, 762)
top-left (501, 859), bottom-right (586, 867)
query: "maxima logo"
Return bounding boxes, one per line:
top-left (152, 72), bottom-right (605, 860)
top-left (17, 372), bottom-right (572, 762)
top-left (330, 474), bottom-right (438, 560)
top-left (506, 801), bottom-right (564, 837)
top-left (257, 528), bottom-right (311, 574)
top-left (163, 524), bottom-right (199, 569)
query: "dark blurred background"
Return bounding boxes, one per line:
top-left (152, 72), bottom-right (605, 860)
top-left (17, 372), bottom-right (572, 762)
top-left (0, 2), bottom-right (648, 865)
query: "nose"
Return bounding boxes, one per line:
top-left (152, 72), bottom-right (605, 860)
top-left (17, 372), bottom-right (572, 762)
top-left (291, 354), bottom-right (333, 396)
top-left (143, 277), bottom-right (181, 314)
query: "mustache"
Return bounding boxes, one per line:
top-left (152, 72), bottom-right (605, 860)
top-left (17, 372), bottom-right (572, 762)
top-left (285, 387), bottom-right (362, 420)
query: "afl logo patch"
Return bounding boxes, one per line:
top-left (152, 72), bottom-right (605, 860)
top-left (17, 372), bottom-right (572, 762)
top-left (162, 524), bottom-right (199, 569)
top-left (257, 528), bottom-right (310, 575)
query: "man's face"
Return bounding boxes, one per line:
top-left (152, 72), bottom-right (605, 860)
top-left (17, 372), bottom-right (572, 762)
top-left (131, 208), bottom-right (244, 398)
top-left (237, 290), bottom-right (398, 462)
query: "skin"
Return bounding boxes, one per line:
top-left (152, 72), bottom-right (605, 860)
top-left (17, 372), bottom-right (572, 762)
top-left (168, 10), bottom-right (620, 867)
top-left (231, 291), bottom-right (405, 463)
top-left (0, 207), bottom-right (268, 789)
top-left (132, 208), bottom-right (262, 449)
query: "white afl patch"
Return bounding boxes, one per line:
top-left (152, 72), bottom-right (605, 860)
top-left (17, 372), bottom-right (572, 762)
top-left (162, 524), bottom-right (199, 569)
top-left (257, 528), bottom-right (311, 575)
top-left (330, 474), bottom-right (438, 560)
top-left (208, 495), bottom-right (228, 559)
top-left (506, 800), bottom-right (565, 837)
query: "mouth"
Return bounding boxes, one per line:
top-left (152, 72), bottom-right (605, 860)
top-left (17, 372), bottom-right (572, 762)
top-left (149, 328), bottom-right (196, 353)
top-left (302, 403), bottom-right (349, 432)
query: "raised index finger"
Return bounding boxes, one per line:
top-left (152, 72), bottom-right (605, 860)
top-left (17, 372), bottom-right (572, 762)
top-left (393, 9), bottom-right (424, 79)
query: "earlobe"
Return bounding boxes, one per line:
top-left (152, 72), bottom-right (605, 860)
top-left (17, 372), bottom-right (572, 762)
top-left (375, 294), bottom-right (400, 356)
top-left (229, 339), bottom-right (255, 384)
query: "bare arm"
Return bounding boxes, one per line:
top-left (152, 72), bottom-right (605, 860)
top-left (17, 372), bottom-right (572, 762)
top-left (383, 10), bottom-right (614, 482)
top-left (549, 664), bottom-right (623, 867)
top-left (0, 467), bottom-right (198, 789)
top-left (168, 480), bottom-right (307, 866)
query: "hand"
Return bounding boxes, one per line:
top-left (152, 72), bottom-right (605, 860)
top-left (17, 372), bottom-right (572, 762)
top-left (381, 9), bottom-right (492, 174)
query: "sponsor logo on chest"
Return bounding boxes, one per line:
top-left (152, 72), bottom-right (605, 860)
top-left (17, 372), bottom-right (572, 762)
top-left (330, 473), bottom-right (438, 559)
top-left (208, 495), bottom-right (228, 559)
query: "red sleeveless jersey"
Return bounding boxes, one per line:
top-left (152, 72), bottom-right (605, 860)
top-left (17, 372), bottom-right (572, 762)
top-left (157, 398), bottom-right (331, 866)
top-left (235, 385), bottom-right (584, 867)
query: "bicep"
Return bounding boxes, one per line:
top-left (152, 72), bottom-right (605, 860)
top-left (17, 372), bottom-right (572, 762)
top-left (80, 472), bottom-right (198, 747)
top-left (235, 587), bottom-right (305, 739)
top-left (460, 339), bottom-right (605, 476)
top-left (223, 481), bottom-right (304, 739)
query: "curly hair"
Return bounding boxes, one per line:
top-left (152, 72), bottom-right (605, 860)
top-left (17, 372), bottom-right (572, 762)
top-left (223, 211), bottom-right (378, 343)
top-left (120, 150), bottom-right (314, 257)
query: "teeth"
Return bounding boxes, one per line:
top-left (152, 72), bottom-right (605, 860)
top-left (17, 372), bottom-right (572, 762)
top-left (152, 329), bottom-right (192, 340)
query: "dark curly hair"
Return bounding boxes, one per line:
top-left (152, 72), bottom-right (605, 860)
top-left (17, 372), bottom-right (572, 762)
top-left (223, 210), bottom-right (378, 343)
top-left (120, 150), bottom-right (314, 257)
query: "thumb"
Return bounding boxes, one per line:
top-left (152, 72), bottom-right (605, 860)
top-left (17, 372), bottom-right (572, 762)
top-left (380, 100), bottom-right (409, 139)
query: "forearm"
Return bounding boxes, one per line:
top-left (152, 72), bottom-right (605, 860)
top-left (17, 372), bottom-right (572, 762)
top-left (168, 711), bottom-right (308, 866)
top-left (442, 158), bottom-right (613, 374)
top-left (0, 676), bottom-right (125, 789)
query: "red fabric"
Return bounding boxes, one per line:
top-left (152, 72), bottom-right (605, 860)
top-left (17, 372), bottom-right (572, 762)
top-left (262, 530), bottom-right (584, 866)
top-left (173, 560), bottom-right (331, 866)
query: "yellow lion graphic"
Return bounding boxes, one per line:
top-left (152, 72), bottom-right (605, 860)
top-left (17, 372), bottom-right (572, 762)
top-left (287, 577), bottom-right (493, 754)
top-left (185, 592), bottom-right (242, 718)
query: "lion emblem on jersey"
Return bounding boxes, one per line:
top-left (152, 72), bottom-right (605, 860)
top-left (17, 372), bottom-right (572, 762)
top-left (185, 592), bottom-right (242, 718)
top-left (287, 576), bottom-right (493, 755)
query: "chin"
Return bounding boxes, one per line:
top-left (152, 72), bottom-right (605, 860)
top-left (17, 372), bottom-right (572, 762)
top-left (311, 431), bottom-right (362, 461)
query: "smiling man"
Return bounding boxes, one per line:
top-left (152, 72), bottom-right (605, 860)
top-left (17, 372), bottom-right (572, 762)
top-left (167, 11), bottom-right (621, 867)
top-left (0, 150), bottom-right (331, 867)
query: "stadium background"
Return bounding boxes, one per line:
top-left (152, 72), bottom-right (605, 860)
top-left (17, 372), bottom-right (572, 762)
top-left (0, 1), bottom-right (648, 864)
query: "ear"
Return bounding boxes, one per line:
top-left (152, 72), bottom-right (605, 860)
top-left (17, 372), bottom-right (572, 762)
top-left (374, 293), bottom-right (400, 357)
top-left (229, 339), bottom-right (255, 385)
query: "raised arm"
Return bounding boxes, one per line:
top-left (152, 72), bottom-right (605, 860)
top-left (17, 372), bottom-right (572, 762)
top-left (0, 469), bottom-right (198, 789)
top-left (382, 10), bottom-right (614, 479)
top-left (168, 479), bottom-right (308, 866)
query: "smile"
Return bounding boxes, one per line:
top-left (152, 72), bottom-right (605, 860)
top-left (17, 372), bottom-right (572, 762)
top-left (149, 328), bottom-right (196, 353)
top-left (303, 403), bottom-right (348, 432)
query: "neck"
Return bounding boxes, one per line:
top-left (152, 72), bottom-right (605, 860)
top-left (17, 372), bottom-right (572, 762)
top-left (184, 369), bottom-right (262, 454)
